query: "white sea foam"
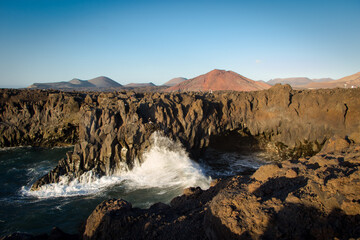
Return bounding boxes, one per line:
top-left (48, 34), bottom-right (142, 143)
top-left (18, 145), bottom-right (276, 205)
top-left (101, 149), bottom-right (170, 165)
top-left (121, 132), bottom-right (211, 190)
top-left (22, 171), bottom-right (123, 198)
top-left (22, 132), bottom-right (211, 198)
top-left (0, 146), bottom-right (32, 151)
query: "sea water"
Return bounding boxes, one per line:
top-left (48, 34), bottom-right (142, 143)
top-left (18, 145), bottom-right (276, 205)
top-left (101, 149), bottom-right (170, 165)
top-left (0, 133), bottom-right (266, 236)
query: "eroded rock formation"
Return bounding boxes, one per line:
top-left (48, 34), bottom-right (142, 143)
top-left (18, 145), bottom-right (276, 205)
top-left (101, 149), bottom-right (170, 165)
top-left (0, 89), bottom-right (81, 147)
top-left (1, 86), bottom-right (360, 239)
top-left (205, 136), bottom-right (360, 239)
top-left (82, 137), bottom-right (360, 240)
top-left (1, 86), bottom-right (360, 190)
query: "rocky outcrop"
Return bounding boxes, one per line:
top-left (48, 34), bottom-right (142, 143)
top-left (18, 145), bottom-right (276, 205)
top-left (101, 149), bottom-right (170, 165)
top-left (82, 137), bottom-right (360, 239)
top-left (82, 181), bottom-right (230, 240)
top-left (2, 86), bottom-right (360, 239)
top-left (0, 89), bottom-right (81, 147)
top-left (1, 86), bottom-right (359, 189)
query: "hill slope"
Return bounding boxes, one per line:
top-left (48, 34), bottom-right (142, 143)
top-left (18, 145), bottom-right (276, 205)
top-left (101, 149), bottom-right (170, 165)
top-left (163, 77), bottom-right (187, 86)
top-left (87, 76), bottom-right (122, 88)
top-left (124, 82), bottom-right (156, 88)
top-left (166, 70), bottom-right (271, 92)
top-left (28, 76), bottom-right (122, 90)
top-left (268, 77), bottom-right (335, 87)
top-left (299, 72), bottom-right (360, 89)
top-left (268, 77), bottom-right (313, 86)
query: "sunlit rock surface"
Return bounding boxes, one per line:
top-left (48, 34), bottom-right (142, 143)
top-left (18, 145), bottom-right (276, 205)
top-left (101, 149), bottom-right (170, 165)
top-left (82, 137), bottom-right (360, 240)
top-left (1, 86), bottom-right (360, 190)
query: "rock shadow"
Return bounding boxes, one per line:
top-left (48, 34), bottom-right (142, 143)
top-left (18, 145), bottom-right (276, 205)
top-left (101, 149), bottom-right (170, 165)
top-left (206, 203), bottom-right (360, 240)
top-left (208, 129), bottom-right (260, 154)
top-left (252, 176), bottom-right (308, 202)
top-left (261, 204), bottom-right (360, 240)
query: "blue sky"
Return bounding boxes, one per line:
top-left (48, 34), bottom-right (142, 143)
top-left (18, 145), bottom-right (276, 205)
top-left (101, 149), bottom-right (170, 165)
top-left (0, 0), bottom-right (359, 87)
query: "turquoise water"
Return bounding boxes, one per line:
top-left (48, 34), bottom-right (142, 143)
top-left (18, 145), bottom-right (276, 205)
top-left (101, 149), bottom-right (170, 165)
top-left (0, 137), bottom-right (265, 236)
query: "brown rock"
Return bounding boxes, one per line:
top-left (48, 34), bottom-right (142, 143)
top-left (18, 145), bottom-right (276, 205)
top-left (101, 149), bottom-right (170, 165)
top-left (285, 168), bottom-right (298, 178)
top-left (252, 164), bottom-right (282, 182)
top-left (205, 140), bottom-right (360, 240)
top-left (83, 199), bottom-right (132, 240)
top-left (321, 135), bottom-right (350, 153)
top-left (1, 87), bottom-right (360, 191)
top-left (76, 139), bottom-right (360, 240)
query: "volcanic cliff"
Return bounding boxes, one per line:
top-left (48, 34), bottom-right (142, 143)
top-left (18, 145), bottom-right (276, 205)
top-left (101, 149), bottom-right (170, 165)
top-left (81, 136), bottom-right (360, 240)
top-left (1, 86), bottom-right (359, 189)
top-left (1, 86), bottom-right (360, 239)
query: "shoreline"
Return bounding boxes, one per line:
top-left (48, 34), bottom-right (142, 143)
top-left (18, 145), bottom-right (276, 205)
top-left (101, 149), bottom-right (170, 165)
top-left (1, 86), bottom-right (360, 239)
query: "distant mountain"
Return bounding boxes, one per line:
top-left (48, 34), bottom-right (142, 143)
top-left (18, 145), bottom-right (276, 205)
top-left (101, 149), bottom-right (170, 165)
top-left (68, 78), bottom-right (94, 87)
top-left (163, 77), bottom-right (187, 86)
top-left (166, 69), bottom-right (271, 92)
top-left (28, 76), bottom-right (122, 90)
top-left (298, 72), bottom-right (360, 89)
top-left (87, 76), bottom-right (122, 88)
top-left (311, 78), bottom-right (334, 83)
top-left (268, 77), bottom-right (313, 86)
top-left (334, 72), bottom-right (360, 84)
top-left (267, 77), bottom-right (335, 87)
top-left (124, 82), bottom-right (156, 88)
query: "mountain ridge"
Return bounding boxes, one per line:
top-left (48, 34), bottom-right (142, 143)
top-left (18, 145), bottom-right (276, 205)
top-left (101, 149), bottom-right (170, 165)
top-left (28, 76), bottom-right (122, 90)
top-left (124, 82), bottom-right (156, 88)
top-left (267, 77), bottom-right (335, 87)
top-left (166, 69), bottom-right (271, 92)
top-left (298, 72), bottom-right (360, 89)
top-left (163, 77), bottom-right (187, 86)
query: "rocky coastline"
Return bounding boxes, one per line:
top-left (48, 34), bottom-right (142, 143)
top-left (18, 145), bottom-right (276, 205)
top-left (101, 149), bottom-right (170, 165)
top-left (81, 136), bottom-right (360, 240)
top-left (1, 86), bottom-right (360, 239)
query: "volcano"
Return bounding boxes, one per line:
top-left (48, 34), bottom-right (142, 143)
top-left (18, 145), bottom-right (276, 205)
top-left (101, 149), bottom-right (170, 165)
top-left (166, 69), bottom-right (270, 92)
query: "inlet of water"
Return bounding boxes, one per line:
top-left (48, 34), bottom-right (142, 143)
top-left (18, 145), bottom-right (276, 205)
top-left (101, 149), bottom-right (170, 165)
top-left (0, 133), bottom-right (267, 236)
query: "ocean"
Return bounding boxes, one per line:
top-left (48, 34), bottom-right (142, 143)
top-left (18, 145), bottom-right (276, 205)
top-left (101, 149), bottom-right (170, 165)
top-left (0, 134), bottom-right (265, 236)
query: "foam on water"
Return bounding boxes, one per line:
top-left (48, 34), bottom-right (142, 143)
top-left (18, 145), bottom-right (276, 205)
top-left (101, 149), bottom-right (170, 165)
top-left (22, 171), bottom-right (123, 198)
top-left (23, 132), bottom-right (211, 198)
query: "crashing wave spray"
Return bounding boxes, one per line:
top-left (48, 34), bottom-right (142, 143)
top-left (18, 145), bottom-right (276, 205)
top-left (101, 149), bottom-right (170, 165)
top-left (121, 132), bottom-right (211, 190)
top-left (23, 132), bottom-right (211, 198)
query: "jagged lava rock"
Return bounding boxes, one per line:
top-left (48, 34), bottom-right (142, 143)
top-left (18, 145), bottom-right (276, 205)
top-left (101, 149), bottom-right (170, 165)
top-left (82, 138), bottom-right (360, 239)
top-left (0, 89), bottom-right (80, 147)
top-left (205, 139), bottom-right (360, 239)
top-left (1, 86), bottom-right (360, 190)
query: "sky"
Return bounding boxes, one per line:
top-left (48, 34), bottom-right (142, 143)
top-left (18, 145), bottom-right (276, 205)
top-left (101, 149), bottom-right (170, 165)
top-left (0, 0), bottom-right (359, 88)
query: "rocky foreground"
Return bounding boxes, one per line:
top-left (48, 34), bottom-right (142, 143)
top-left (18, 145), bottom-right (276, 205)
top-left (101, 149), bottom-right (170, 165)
top-left (1, 86), bottom-right (360, 239)
top-left (2, 136), bottom-right (359, 239)
top-left (80, 136), bottom-right (360, 240)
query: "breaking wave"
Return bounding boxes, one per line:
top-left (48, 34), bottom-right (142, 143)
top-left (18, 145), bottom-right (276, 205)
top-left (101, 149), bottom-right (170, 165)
top-left (121, 132), bottom-right (211, 190)
top-left (23, 132), bottom-right (211, 198)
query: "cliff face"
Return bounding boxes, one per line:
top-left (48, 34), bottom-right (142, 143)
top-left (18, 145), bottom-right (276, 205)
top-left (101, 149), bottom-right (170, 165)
top-left (0, 89), bottom-right (81, 147)
top-left (1, 86), bottom-right (359, 190)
